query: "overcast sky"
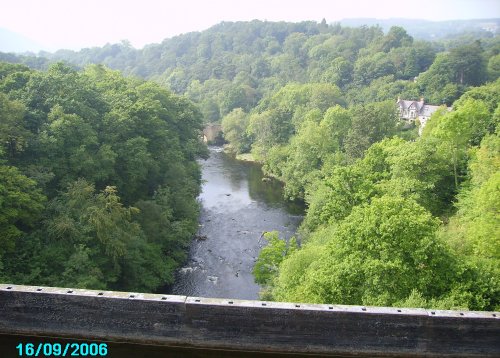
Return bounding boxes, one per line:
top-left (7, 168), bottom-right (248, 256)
top-left (1, 0), bottom-right (499, 52)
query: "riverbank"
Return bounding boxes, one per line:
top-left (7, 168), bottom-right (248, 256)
top-left (223, 145), bottom-right (258, 163)
top-left (235, 152), bottom-right (256, 162)
top-left (223, 146), bottom-right (287, 184)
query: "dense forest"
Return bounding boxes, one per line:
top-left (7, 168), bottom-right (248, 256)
top-left (2, 20), bottom-right (499, 122)
top-left (253, 80), bottom-right (500, 311)
top-left (0, 62), bottom-right (206, 292)
top-left (1, 20), bottom-right (499, 310)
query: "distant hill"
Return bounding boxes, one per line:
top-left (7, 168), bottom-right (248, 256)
top-left (1, 19), bottom-right (498, 123)
top-left (0, 28), bottom-right (43, 53)
top-left (339, 18), bottom-right (500, 40)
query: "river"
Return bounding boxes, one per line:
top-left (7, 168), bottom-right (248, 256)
top-left (171, 147), bottom-right (303, 300)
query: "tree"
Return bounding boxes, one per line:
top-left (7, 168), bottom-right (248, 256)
top-left (448, 41), bottom-right (487, 86)
top-left (0, 93), bottom-right (30, 160)
top-left (253, 231), bottom-right (297, 285)
top-left (412, 40), bottom-right (436, 73)
top-left (249, 83), bottom-right (344, 162)
top-left (248, 108), bottom-right (294, 159)
top-left (437, 133), bottom-right (500, 311)
top-left (418, 53), bottom-right (460, 105)
top-left (347, 75), bottom-right (419, 104)
top-left (320, 57), bottom-right (353, 88)
top-left (371, 137), bottom-right (456, 216)
top-left (344, 101), bottom-right (398, 160)
top-left (273, 196), bottom-right (456, 306)
top-left (38, 105), bottom-right (99, 188)
top-left (353, 52), bottom-right (396, 85)
top-left (39, 180), bottom-right (150, 289)
top-left (442, 133), bottom-right (500, 261)
top-left (429, 99), bottom-right (491, 188)
top-left (0, 165), bottom-right (46, 267)
top-left (221, 108), bottom-right (252, 154)
top-left (487, 54), bottom-right (500, 81)
top-left (302, 164), bottom-right (375, 232)
top-left (377, 26), bottom-right (413, 53)
top-left (0, 63), bottom-right (204, 292)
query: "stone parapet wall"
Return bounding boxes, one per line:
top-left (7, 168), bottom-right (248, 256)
top-left (1, 284), bottom-right (499, 357)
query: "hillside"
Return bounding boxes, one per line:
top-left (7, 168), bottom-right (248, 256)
top-left (2, 20), bottom-right (492, 123)
top-left (339, 18), bottom-right (500, 40)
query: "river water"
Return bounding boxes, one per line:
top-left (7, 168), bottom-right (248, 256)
top-left (171, 147), bottom-right (303, 300)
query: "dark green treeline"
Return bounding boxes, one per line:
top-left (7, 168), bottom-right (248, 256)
top-left (0, 62), bottom-right (207, 292)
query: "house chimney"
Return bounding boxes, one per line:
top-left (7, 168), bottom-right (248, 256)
top-left (420, 97), bottom-right (424, 102)
top-left (397, 96), bottom-right (400, 102)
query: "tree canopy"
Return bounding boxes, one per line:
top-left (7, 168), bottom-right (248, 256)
top-left (0, 62), bottom-right (206, 291)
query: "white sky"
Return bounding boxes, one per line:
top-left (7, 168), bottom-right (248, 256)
top-left (1, 0), bottom-right (499, 52)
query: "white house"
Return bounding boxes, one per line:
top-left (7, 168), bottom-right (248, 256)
top-left (396, 97), bottom-right (450, 134)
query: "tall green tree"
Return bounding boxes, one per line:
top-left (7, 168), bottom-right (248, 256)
top-left (0, 165), bottom-right (46, 276)
top-left (253, 231), bottom-right (297, 286)
top-left (0, 93), bottom-right (30, 161)
top-left (448, 41), bottom-right (487, 86)
top-left (221, 108), bottom-right (252, 154)
top-left (344, 101), bottom-right (398, 160)
top-left (273, 196), bottom-right (456, 306)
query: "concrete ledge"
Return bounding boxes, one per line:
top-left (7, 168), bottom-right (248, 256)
top-left (1, 284), bottom-right (499, 357)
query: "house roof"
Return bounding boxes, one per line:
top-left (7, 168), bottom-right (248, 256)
top-left (420, 105), bottom-right (442, 117)
top-left (397, 99), bottom-right (449, 116)
top-left (398, 100), bottom-right (425, 111)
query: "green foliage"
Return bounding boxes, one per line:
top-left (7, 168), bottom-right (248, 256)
top-left (318, 57), bottom-right (353, 88)
top-left (0, 93), bottom-right (30, 160)
top-left (254, 82), bottom-right (344, 122)
top-left (248, 83), bottom-right (347, 198)
top-left (2, 21), bottom-right (496, 128)
top-left (375, 137), bottom-right (456, 216)
top-left (4, 179), bottom-right (179, 291)
top-left (253, 231), bottom-right (297, 286)
top-left (0, 63), bottom-right (204, 292)
top-left (279, 106), bottom-right (350, 198)
top-left (425, 94), bottom-right (496, 189)
top-left (353, 52), bottom-right (396, 86)
top-left (344, 101), bottom-right (399, 161)
top-left (262, 82), bottom-right (499, 311)
top-left (302, 164), bottom-right (375, 232)
top-left (377, 26), bottom-right (414, 53)
top-left (418, 41), bottom-right (488, 104)
top-left (42, 180), bottom-right (141, 287)
top-left (221, 108), bottom-right (252, 154)
top-left (302, 135), bottom-right (455, 233)
top-left (454, 78), bottom-right (500, 115)
top-left (448, 41), bottom-right (487, 86)
top-left (274, 196), bottom-right (456, 306)
top-left (441, 133), bottom-right (500, 262)
top-left (417, 53), bottom-right (461, 105)
top-left (487, 54), bottom-right (500, 81)
top-left (0, 165), bottom-right (46, 258)
top-left (347, 75), bottom-right (419, 104)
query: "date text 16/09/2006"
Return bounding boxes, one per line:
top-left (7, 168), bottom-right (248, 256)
top-left (16, 343), bottom-right (108, 357)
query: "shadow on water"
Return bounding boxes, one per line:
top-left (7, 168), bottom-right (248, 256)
top-left (170, 147), bottom-right (303, 300)
top-left (246, 163), bottom-right (305, 215)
